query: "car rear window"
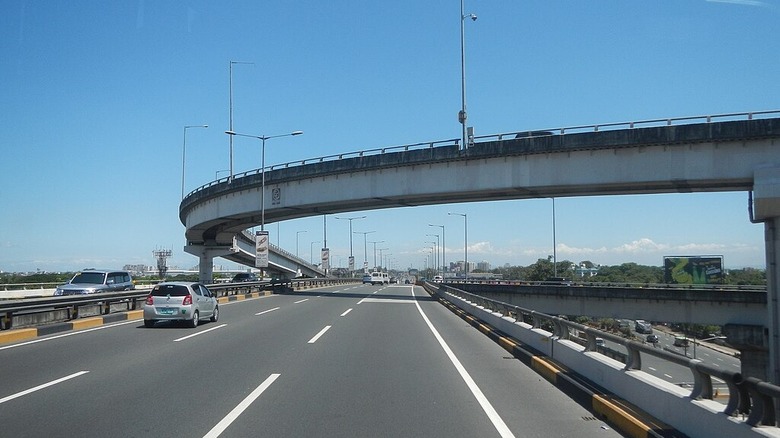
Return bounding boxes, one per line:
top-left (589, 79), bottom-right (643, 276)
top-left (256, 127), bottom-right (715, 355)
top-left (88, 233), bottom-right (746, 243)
top-left (151, 285), bottom-right (190, 297)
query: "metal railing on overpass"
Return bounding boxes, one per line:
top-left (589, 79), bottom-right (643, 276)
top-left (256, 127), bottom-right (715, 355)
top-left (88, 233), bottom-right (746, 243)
top-left (184, 109), bottom-right (780, 199)
top-left (0, 278), bottom-right (360, 331)
top-left (426, 281), bottom-right (780, 429)
top-left (442, 278), bottom-right (767, 292)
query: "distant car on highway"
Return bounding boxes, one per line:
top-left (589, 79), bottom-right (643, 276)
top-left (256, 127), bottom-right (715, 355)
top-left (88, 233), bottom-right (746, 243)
top-left (362, 274), bottom-right (372, 284)
top-left (54, 269), bottom-right (134, 295)
top-left (232, 272), bottom-right (259, 282)
top-left (635, 319), bottom-right (653, 334)
top-left (646, 334), bottom-right (660, 344)
top-left (143, 282), bottom-right (219, 328)
top-left (433, 275), bottom-right (443, 283)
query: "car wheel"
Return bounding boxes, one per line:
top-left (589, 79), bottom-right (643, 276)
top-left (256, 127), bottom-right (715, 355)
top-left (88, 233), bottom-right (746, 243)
top-left (189, 311), bottom-right (199, 328)
top-left (210, 306), bottom-right (219, 322)
top-left (144, 319), bottom-right (155, 328)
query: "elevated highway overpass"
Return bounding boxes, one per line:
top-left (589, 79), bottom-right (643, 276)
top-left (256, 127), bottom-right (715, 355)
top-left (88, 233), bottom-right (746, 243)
top-left (180, 111), bottom-right (780, 385)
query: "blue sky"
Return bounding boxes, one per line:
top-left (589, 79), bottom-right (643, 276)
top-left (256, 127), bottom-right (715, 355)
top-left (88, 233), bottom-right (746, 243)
top-left (1, 0), bottom-right (778, 273)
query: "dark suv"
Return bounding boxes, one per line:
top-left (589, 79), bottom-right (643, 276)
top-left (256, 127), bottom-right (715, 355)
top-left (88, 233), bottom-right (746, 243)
top-left (232, 272), bottom-right (259, 282)
top-left (54, 269), bottom-right (135, 295)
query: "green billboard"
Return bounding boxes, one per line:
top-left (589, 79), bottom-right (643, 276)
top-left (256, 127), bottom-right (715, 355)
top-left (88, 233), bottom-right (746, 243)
top-left (664, 256), bottom-right (724, 285)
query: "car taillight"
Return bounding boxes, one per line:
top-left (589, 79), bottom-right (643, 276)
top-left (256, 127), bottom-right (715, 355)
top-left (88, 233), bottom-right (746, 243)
top-left (145, 295), bottom-right (154, 305)
top-left (182, 295), bottom-right (193, 306)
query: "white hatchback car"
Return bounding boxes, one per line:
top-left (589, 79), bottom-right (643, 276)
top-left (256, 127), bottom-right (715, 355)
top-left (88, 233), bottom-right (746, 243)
top-left (143, 282), bottom-right (219, 328)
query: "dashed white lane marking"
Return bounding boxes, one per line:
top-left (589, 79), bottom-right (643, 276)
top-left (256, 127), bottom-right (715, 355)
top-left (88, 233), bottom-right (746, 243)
top-left (308, 326), bottom-right (331, 344)
top-left (203, 373), bottom-right (280, 438)
top-left (0, 371), bottom-right (89, 405)
top-left (174, 324), bottom-right (227, 342)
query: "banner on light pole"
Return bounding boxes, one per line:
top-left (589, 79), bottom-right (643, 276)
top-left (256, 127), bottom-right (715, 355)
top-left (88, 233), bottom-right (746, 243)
top-left (255, 231), bottom-right (269, 268)
top-left (321, 248), bottom-right (330, 270)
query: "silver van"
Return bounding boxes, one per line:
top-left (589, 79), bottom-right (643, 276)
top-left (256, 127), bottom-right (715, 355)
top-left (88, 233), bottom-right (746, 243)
top-left (54, 269), bottom-right (135, 295)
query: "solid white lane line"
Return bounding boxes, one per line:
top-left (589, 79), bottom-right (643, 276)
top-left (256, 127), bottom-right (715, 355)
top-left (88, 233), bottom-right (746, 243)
top-left (308, 326), bottom-right (331, 344)
top-left (411, 289), bottom-right (515, 438)
top-left (340, 308), bottom-right (353, 317)
top-left (0, 371), bottom-right (89, 405)
top-left (357, 298), bottom-right (367, 304)
top-left (0, 320), bottom-right (139, 351)
top-left (294, 299), bottom-right (309, 304)
top-left (203, 373), bottom-right (280, 438)
top-left (174, 324), bottom-right (227, 342)
top-left (256, 307), bottom-right (280, 316)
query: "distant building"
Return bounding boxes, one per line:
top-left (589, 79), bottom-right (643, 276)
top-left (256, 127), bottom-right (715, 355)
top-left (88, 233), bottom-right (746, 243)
top-left (476, 261), bottom-right (491, 271)
top-left (574, 264), bottom-right (600, 278)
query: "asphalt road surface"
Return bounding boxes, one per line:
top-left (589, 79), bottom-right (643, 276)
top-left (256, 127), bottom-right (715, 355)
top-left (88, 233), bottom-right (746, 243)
top-left (0, 283), bottom-right (624, 437)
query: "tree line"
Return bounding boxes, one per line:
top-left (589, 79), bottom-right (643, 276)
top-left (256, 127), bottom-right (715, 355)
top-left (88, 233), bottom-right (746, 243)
top-left (479, 258), bottom-right (766, 285)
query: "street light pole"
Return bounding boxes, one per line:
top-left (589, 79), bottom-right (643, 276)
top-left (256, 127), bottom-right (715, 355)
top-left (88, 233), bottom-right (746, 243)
top-left (228, 60), bottom-right (253, 183)
top-left (429, 224), bottom-right (445, 276)
top-left (426, 233), bottom-right (440, 275)
top-left (552, 197), bottom-right (557, 277)
top-left (369, 240), bottom-right (385, 270)
top-left (225, 130), bottom-right (303, 231)
top-left (449, 212), bottom-right (468, 278)
top-left (182, 124), bottom-right (208, 199)
top-left (378, 248), bottom-right (389, 271)
top-left (335, 215), bottom-right (366, 272)
top-left (296, 230), bottom-right (307, 258)
top-left (353, 231), bottom-right (375, 272)
top-left (310, 241), bottom-right (320, 265)
top-left (459, 0), bottom-right (477, 151)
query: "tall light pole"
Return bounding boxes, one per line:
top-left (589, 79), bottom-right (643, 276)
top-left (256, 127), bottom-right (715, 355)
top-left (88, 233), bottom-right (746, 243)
top-left (225, 130), bottom-right (303, 231)
top-left (449, 212), bottom-right (468, 278)
top-left (552, 197), bottom-right (557, 277)
top-left (426, 233), bottom-right (440, 274)
top-left (296, 230), bottom-right (307, 258)
top-left (378, 248), bottom-right (389, 271)
top-left (425, 241), bottom-right (437, 275)
top-left (335, 215), bottom-right (366, 272)
top-left (459, 0), bottom-right (477, 151)
top-left (354, 230), bottom-right (375, 272)
top-left (181, 124), bottom-right (208, 199)
top-left (310, 241), bottom-right (320, 265)
top-left (429, 224), bottom-right (445, 276)
top-left (369, 240), bottom-right (385, 269)
top-left (228, 60), bottom-right (253, 183)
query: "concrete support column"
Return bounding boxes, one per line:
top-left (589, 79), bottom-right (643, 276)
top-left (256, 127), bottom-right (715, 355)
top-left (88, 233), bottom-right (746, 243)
top-left (184, 242), bottom-right (237, 285)
top-left (198, 253), bottom-right (214, 285)
top-left (766, 217), bottom-right (780, 385)
top-left (723, 324), bottom-right (767, 381)
top-left (753, 165), bottom-right (780, 387)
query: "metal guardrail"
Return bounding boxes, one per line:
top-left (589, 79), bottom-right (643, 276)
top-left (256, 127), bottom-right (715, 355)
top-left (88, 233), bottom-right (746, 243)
top-left (1, 282), bottom-right (62, 292)
top-left (429, 282), bottom-right (780, 427)
top-left (0, 278), bottom-right (359, 331)
top-left (185, 109), bottom-right (780, 199)
top-left (442, 278), bottom-right (767, 292)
